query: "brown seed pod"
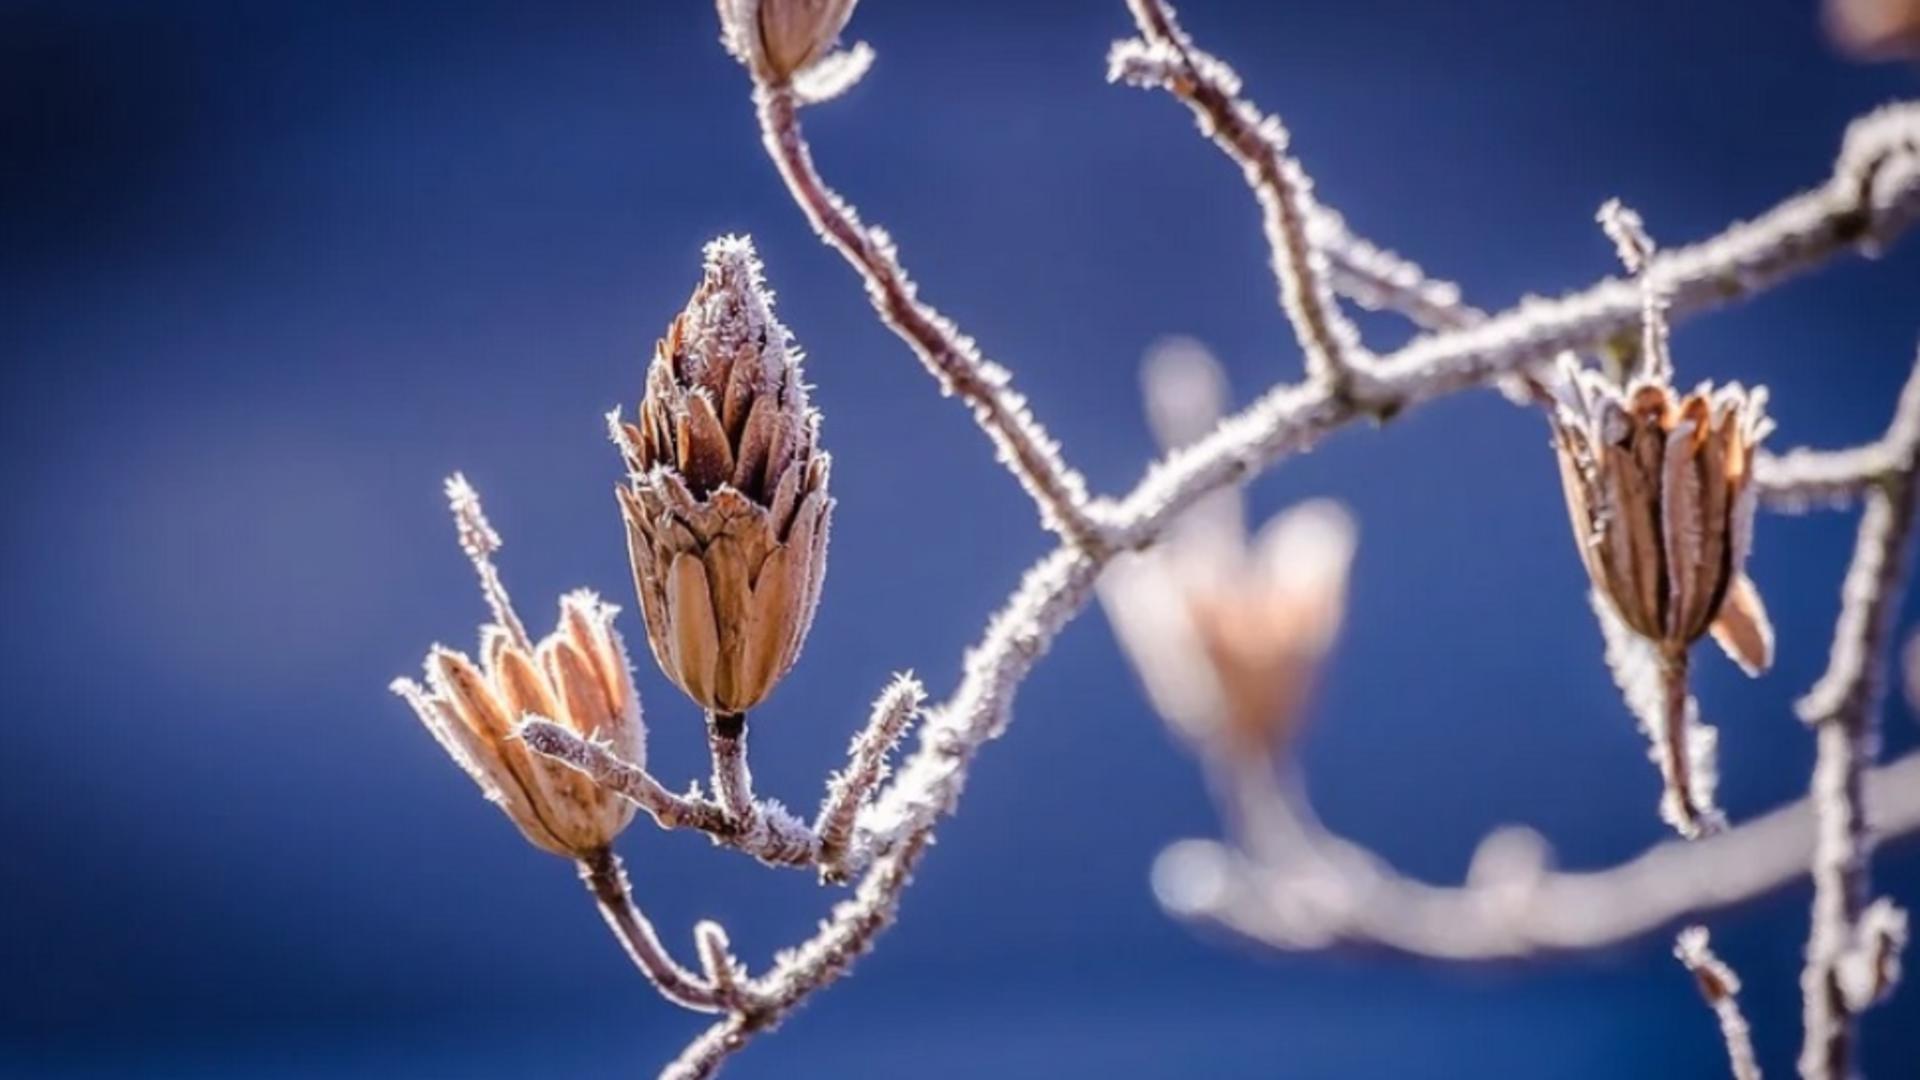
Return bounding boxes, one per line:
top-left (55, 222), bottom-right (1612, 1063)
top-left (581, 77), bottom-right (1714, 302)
top-left (1549, 362), bottom-right (1775, 674)
top-left (614, 236), bottom-right (832, 716)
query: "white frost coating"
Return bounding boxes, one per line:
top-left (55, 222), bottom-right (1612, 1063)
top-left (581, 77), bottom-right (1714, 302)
top-left (793, 42), bottom-right (874, 105)
top-left (686, 235), bottom-right (794, 396)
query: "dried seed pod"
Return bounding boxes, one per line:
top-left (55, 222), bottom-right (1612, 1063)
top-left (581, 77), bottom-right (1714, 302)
top-left (393, 477), bottom-right (645, 858)
top-left (1551, 203), bottom-right (1776, 678)
top-left (717, 0), bottom-right (858, 84)
top-left (614, 236), bottom-right (832, 716)
top-left (1549, 361), bottom-right (1776, 674)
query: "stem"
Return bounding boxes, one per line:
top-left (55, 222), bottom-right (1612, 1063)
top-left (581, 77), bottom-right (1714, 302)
top-left (1657, 644), bottom-right (1707, 838)
top-left (708, 711), bottom-right (757, 829)
top-left (1675, 926), bottom-right (1764, 1080)
top-left (577, 848), bottom-right (723, 1013)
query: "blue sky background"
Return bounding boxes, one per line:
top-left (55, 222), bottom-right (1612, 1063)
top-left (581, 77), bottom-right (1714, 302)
top-left (3, 1), bottom-right (1918, 1077)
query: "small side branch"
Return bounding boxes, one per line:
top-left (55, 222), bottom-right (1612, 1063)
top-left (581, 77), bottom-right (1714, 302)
top-left (815, 673), bottom-right (924, 880)
top-left (524, 675), bottom-right (930, 879)
top-left (1797, 351), bottom-right (1920, 1080)
top-left (577, 848), bottom-right (725, 1013)
top-left (662, 834), bottom-right (932, 1080)
top-left (1675, 926), bottom-right (1764, 1080)
top-left (1309, 208), bottom-right (1484, 332)
top-left (693, 921), bottom-right (758, 1014)
top-left (1111, 0), bottom-right (1369, 395)
top-left (1757, 442), bottom-right (1917, 510)
top-left (750, 85), bottom-right (1107, 551)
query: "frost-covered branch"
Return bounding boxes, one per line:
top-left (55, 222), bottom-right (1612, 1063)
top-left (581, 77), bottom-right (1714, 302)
top-left (1759, 350), bottom-right (1920, 514)
top-left (1111, 0), bottom-right (1369, 392)
top-left (1101, 103), bottom-right (1920, 549)
top-left (1676, 926), bottom-right (1764, 1080)
top-left (1114, 341), bottom-right (1916, 971)
top-left (748, 83), bottom-right (1107, 551)
top-left (1311, 208), bottom-right (1484, 333)
top-left (662, 833), bottom-right (931, 1080)
top-left (1797, 351), bottom-right (1920, 1080)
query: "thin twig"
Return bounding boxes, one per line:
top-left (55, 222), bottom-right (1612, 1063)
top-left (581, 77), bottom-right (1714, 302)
top-left (1112, 0), bottom-right (1369, 394)
top-left (445, 472), bottom-right (531, 652)
top-left (815, 673), bottom-right (924, 880)
top-left (662, 834), bottom-right (931, 1080)
top-left (1797, 352), bottom-right (1920, 1080)
top-left (577, 848), bottom-right (724, 1013)
top-left (1656, 645), bottom-right (1715, 839)
top-left (1675, 926), bottom-right (1764, 1080)
top-left (1310, 207), bottom-right (1484, 332)
top-left (693, 921), bottom-right (757, 1014)
top-left (750, 85), bottom-right (1107, 552)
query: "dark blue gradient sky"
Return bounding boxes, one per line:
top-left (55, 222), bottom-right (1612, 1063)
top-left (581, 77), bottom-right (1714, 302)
top-left (3, 2), bottom-right (1919, 1077)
